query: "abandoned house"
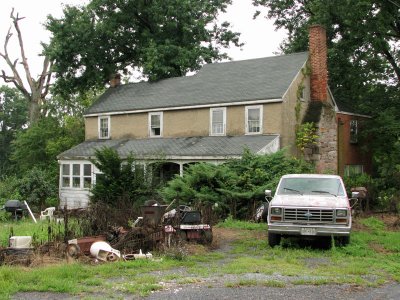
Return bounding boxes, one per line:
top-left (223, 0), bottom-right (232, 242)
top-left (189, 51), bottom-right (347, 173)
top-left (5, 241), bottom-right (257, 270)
top-left (58, 25), bottom-right (371, 209)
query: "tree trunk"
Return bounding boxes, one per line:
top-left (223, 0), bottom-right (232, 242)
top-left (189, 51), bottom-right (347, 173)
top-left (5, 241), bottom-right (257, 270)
top-left (29, 100), bottom-right (40, 124)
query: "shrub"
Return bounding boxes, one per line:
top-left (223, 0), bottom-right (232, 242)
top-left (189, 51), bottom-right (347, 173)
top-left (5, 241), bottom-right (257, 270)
top-left (161, 150), bottom-right (314, 220)
top-left (90, 147), bottom-right (159, 207)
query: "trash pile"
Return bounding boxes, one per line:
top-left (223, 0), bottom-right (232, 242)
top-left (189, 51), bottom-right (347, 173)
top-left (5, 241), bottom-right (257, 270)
top-left (0, 202), bottom-right (213, 266)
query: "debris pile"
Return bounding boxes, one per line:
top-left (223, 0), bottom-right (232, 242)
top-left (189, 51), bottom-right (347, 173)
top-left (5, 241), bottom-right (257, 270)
top-left (0, 201), bottom-right (213, 266)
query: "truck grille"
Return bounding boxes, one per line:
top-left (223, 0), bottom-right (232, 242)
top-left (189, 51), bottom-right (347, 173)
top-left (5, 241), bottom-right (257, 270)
top-left (284, 208), bottom-right (334, 223)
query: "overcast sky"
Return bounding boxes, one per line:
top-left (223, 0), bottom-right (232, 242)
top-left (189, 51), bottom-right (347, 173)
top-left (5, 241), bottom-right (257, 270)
top-left (0, 0), bottom-right (286, 80)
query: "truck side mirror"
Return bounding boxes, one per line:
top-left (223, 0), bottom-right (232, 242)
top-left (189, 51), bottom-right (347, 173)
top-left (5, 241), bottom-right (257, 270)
top-left (265, 190), bottom-right (272, 202)
top-left (350, 191), bottom-right (359, 208)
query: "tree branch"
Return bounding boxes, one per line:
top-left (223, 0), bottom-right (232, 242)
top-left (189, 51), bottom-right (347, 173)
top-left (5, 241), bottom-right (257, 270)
top-left (381, 48), bottom-right (400, 83)
top-left (10, 8), bottom-right (35, 90)
top-left (0, 26), bottom-right (29, 96)
top-left (39, 57), bottom-right (53, 98)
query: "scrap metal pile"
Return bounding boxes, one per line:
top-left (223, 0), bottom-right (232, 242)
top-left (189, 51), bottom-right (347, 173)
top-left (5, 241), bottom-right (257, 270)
top-left (1, 203), bottom-right (213, 265)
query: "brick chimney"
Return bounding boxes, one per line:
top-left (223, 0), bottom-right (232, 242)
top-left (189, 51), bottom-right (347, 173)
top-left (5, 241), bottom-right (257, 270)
top-left (309, 25), bottom-right (328, 102)
top-left (109, 73), bottom-right (121, 88)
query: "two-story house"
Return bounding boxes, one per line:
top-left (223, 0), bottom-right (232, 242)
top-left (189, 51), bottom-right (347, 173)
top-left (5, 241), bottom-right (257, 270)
top-left (58, 25), bottom-right (370, 209)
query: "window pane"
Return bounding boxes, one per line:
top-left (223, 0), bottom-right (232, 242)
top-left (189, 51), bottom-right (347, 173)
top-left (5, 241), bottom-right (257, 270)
top-left (73, 177), bottom-right (80, 188)
top-left (73, 164), bottom-right (80, 176)
top-left (345, 165), bottom-right (363, 176)
top-left (62, 164), bottom-right (70, 175)
top-left (84, 164), bottom-right (91, 176)
top-left (84, 177), bottom-right (92, 188)
top-left (212, 110), bottom-right (223, 122)
top-left (350, 120), bottom-right (358, 143)
top-left (151, 115), bottom-right (160, 127)
top-left (152, 128), bottom-right (161, 135)
top-left (248, 108), bottom-right (260, 121)
top-left (62, 177), bottom-right (70, 188)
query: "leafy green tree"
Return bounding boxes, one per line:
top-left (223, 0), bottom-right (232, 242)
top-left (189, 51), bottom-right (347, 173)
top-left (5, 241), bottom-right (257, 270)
top-left (45, 0), bottom-right (242, 96)
top-left (253, 0), bottom-right (400, 205)
top-left (0, 86), bottom-right (28, 176)
top-left (90, 147), bottom-right (157, 206)
top-left (11, 116), bottom-right (85, 173)
top-left (252, 0), bottom-right (399, 105)
top-left (18, 167), bottom-right (58, 210)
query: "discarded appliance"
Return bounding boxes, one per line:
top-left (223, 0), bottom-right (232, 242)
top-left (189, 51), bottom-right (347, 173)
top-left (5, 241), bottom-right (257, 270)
top-left (68, 235), bottom-right (106, 255)
top-left (9, 236), bottom-right (33, 249)
top-left (90, 241), bottom-right (121, 262)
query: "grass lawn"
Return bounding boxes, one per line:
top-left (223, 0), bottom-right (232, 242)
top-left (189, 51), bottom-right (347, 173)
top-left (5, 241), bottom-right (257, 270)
top-left (0, 216), bottom-right (399, 299)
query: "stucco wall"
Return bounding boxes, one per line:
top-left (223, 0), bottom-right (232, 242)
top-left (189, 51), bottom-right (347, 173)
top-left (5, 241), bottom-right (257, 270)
top-left (85, 117), bottom-right (98, 140)
top-left (111, 114), bottom-right (148, 139)
top-left (84, 103), bottom-right (287, 140)
top-left (280, 65), bottom-right (311, 155)
top-left (164, 108), bottom-right (209, 137)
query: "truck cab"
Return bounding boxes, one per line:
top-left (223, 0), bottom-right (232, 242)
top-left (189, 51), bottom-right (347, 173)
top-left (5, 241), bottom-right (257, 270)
top-left (266, 174), bottom-right (358, 247)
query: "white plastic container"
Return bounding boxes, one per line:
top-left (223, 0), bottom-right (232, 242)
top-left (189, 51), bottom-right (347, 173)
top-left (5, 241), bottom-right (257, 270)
top-left (9, 236), bottom-right (33, 248)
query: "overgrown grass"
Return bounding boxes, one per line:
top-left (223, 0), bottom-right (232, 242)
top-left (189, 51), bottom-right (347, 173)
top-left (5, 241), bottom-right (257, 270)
top-left (216, 216), bottom-right (267, 230)
top-left (0, 219), bottom-right (66, 247)
top-left (1, 216), bottom-right (400, 299)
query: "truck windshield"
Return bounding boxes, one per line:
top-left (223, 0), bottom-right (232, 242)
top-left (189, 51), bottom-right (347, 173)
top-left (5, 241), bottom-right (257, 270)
top-left (277, 178), bottom-right (345, 196)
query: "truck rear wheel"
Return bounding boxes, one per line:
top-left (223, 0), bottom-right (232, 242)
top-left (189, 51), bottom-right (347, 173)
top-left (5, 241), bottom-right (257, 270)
top-left (268, 232), bottom-right (281, 247)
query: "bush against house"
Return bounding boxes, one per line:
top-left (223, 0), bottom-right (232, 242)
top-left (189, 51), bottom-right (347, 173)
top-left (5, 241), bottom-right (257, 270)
top-left (161, 150), bottom-right (314, 220)
top-left (90, 147), bottom-right (159, 207)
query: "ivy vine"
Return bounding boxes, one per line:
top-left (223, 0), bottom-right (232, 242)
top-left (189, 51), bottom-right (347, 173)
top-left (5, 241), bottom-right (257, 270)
top-left (296, 122), bottom-right (318, 151)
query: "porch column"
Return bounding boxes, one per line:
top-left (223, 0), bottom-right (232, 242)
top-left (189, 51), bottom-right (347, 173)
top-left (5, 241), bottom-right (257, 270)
top-left (179, 163), bottom-right (184, 177)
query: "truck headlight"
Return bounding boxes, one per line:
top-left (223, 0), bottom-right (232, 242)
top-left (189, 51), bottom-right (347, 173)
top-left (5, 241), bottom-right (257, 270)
top-left (271, 207), bottom-right (282, 215)
top-left (336, 209), bottom-right (347, 217)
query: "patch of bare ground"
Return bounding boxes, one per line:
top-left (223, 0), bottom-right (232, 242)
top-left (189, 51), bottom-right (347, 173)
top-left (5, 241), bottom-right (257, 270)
top-left (353, 212), bottom-right (400, 231)
top-left (368, 242), bottom-right (396, 254)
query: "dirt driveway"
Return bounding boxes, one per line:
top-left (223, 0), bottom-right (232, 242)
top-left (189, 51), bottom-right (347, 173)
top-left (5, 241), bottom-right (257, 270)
top-left (144, 227), bottom-right (400, 300)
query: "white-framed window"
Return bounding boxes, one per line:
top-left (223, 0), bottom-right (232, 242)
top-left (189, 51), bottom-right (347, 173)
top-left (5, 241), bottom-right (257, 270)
top-left (344, 165), bottom-right (364, 177)
top-left (98, 116), bottom-right (110, 139)
top-left (245, 105), bottom-right (263, 134)
top-left (149, 112), bottom-right (163, 137)
top-left (61, 163), bottom-right (93, 189)
top-left (210, 107), bottom-right (226, 136)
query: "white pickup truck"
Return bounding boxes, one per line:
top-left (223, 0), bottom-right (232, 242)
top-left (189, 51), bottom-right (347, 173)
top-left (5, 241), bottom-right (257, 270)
top-left (266, 174), bottom-right (358, 247)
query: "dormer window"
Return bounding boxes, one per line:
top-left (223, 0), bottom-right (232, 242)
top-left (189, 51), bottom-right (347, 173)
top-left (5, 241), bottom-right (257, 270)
top-left (210, 107), bottom-right (226, 136)
top-left (98, 116), bottom-right (110, 139)
top-left (149, 112), bottom-right (163, 137)
top-left (245, 105), bottom-right (263, 134)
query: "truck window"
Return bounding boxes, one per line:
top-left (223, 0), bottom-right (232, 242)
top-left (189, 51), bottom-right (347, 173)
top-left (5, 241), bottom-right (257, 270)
top-left (277, 178), bottom-right (345, 196)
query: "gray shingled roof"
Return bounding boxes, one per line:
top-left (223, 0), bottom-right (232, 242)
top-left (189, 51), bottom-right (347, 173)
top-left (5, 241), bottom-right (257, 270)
top-left (85, 52), bottom-right (308, 115)
top-left (58, 135), bottom-right (279, 160)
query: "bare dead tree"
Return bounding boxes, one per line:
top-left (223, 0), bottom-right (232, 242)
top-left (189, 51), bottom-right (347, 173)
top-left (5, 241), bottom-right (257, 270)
top-left (0, 8), bottom-right (52, 125)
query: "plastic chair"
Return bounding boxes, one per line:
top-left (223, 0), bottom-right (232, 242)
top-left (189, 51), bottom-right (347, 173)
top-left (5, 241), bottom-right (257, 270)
top-left (40, 207), bottom-right (56, 221)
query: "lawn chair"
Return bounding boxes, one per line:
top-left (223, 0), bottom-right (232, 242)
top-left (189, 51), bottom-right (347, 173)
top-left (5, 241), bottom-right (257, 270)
top-left (40, 207), bottom-right (56, 221)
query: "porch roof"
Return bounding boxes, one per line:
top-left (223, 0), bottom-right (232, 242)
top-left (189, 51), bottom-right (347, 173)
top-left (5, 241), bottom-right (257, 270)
top-left (58, 135), bottom-right (280, 161)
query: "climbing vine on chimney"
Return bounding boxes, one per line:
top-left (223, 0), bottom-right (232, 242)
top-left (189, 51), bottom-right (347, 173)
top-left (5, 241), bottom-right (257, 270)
top-left (296, 122), bottom-right (318, 151)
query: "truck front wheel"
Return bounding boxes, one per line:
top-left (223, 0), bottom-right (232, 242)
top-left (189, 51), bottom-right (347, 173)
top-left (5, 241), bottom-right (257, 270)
top-left (336, 235), bottom-right (350, 246)
top-left (268, 232), bottom-right (281, 247)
